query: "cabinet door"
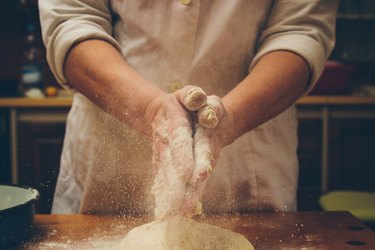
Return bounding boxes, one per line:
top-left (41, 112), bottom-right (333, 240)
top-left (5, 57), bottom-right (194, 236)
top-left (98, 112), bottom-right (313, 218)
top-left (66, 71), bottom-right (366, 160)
top-left (297, 119), bottom-right (322, 211)
top-left (17, 121), bottom-right (65, 214)
top-left (329, 118), bottom-right (375, 191)
top-left (0, 109), bottom-right (11, 183)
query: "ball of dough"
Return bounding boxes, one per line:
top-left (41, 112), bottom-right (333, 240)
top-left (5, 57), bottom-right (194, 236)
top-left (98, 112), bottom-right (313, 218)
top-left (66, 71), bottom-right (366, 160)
top-left (118, 217), bottom-right (254, 250)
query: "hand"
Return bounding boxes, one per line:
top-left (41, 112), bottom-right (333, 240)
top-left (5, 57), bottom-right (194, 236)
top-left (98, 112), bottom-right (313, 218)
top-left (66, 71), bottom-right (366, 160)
top-left (146, 85), bottom-right (207, 178)
top-left (145, 85), bottom-right (208, 219)
top-left (182, 95), bottom-right (235, 216)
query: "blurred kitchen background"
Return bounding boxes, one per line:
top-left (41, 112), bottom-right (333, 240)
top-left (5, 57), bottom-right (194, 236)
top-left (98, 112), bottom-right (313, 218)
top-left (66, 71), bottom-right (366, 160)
top-left (0, 0), bottom-right (374, 218)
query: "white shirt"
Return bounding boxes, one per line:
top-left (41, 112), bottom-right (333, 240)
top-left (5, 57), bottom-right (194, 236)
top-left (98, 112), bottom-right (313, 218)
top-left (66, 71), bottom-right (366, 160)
top-left (39, 0), bottom-right (338, 214)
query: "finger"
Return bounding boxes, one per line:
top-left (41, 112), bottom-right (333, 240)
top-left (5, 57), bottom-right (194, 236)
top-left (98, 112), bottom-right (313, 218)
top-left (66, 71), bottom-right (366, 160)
top-left (151, 118), bottom-right (189, 219)
top-left (182, 126), bottom-right (214, 217)
top-left (182, 185), bottom-right (203, 217)
top-left (198, 95), bottom-right (223, 128)
top-left (190, 126), bottom-right (216, 187)
top-left (152, 146), bottom-right (187, 220)
top-left (168, 117), bottom-right (195, 182)
top-left (175, 86), bottom-right (207, 111)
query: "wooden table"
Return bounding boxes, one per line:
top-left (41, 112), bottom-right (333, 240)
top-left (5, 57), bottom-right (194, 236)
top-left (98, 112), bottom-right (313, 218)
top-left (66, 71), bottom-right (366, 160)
top-left (9, 211), bottom-right (375, 249)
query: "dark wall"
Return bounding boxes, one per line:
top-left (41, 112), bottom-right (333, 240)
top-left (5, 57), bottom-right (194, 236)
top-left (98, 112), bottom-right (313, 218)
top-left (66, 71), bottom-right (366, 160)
top-left (0, 1), bottom-right (26, 82)
top-left (0, 0), bottom-right (374, 96)
top-left (0, 0), bottom-right (56, 96)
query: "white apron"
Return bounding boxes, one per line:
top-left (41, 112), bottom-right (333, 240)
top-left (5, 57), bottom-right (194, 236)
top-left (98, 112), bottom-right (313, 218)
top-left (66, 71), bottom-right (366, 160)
top-left (38, 0), bottom-right (337, 214)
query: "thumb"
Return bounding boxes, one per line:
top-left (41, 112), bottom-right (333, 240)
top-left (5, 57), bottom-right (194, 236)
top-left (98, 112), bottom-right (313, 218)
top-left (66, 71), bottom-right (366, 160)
top-left (198, 95), bottom-right (223, 129)
top-left (175, 85), bottom-right (207, 111)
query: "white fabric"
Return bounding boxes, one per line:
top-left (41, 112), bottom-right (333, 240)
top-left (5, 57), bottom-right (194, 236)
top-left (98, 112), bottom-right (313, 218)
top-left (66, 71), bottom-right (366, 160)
top-left (39, 0), bottom-right (338, 214)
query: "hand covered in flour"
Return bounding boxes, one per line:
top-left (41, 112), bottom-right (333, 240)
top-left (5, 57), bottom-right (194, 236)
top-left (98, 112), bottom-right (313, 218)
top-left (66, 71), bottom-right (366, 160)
top-left (146, 85), bottom-right (207, 178)
top-left (183, 95), bottom-right (235, 217)
top-left (145, 85), bottom-right (208, 219)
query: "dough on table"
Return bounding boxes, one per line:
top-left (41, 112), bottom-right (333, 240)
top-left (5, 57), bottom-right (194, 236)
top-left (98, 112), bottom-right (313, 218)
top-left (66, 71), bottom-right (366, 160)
top-left (118, 216), bottom-right (254, 250)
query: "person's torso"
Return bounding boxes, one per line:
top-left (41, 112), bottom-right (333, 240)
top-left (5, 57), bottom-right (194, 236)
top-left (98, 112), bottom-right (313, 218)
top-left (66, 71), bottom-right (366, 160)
top-left (110, 0), bottom-right (273, 95)
top-left (54, 1), bottom-right (299, 214)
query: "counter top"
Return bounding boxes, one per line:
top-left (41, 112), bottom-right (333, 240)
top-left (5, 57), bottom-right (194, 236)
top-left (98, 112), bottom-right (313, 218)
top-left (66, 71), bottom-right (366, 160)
top-left (13, 212), bottom-right (375, 250)
top-left (0, 97), bottom-right (72, 108)
top-left (1, 96), bottom-right (375, 108)
top-left (297, 95), bottom-right (375, 105)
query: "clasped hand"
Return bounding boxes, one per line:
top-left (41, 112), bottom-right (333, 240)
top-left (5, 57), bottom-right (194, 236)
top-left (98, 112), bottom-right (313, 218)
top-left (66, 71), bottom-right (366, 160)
top-left (146, 86), bottom-right (234, 219)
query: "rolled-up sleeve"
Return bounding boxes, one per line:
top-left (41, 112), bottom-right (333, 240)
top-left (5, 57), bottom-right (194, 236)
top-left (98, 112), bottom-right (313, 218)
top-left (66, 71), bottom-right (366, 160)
top-left (39, 0), bottom-right (121, 87)
top-left (250, 0), bottom-right (338, 95)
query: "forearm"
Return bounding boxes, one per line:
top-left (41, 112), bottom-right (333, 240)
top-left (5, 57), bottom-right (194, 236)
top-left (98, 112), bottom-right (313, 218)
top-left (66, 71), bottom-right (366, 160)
top-left (64, 39), bottom-right (165, 134)
top-left (223, 51), bottom-right (310, 143)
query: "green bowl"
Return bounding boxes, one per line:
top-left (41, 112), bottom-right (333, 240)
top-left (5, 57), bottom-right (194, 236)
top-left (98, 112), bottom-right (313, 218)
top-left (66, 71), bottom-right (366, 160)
top-left (0, 184), bottom-right (39, 247)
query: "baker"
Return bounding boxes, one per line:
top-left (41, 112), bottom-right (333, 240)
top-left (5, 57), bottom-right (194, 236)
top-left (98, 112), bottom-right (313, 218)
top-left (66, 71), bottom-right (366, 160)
top-left (39, 0), bottom-right (338, 215)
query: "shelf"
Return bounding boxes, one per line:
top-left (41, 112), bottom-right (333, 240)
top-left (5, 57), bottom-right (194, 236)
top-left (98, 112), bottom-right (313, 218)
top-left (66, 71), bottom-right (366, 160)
top-left (1, 96), bottom-right (375, 108)
top-left (0, 97), bottom-right (72, 108)
top-left (337, 14), bottom-right (375, 20)
top-left (297, 96), bottom-right (375, 106)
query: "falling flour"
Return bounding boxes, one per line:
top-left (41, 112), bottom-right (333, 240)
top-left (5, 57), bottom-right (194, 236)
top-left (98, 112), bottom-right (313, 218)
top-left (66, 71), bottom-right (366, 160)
top-left (117, 152), bottom-right (253, 249)
top-left (117, 90), bottom-right (254, 249)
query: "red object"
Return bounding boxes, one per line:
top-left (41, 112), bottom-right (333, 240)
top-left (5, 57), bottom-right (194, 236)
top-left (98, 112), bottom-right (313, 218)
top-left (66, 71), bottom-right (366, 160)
top-left (311, 61), bottom-right (356, 95)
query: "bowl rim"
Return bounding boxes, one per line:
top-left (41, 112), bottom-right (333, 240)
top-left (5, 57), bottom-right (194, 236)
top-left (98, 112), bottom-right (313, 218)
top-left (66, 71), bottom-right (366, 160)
top-left (0, 184), bottom-right (39, 214)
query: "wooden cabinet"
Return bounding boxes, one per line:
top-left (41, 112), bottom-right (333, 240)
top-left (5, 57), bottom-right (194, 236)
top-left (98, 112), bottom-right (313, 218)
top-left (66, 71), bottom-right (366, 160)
top-left (0, 109), bottom-right (11, 183)
top-left (297, 119), bottom-right (322, 211)
top-left (2, 105), bottom-right (69, 214)
top-left (1, 97), bottom-right (375, 213)
top-left (329, 118), bottom-right (375, 191)
top-left (296, 104), bottom-right (375, 211)
top-left (17, 119), bottom-right (65, 213)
